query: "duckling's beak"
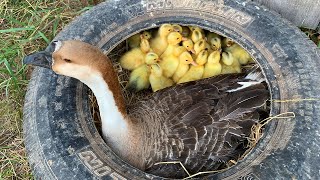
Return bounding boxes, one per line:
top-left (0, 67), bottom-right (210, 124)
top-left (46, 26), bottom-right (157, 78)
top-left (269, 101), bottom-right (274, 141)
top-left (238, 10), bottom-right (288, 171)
top-left (190, 48), bottom-right (196, 54)
top-left (181, 37), bottom-right (189, 41)
top-left (23, 50), bottom-right (52, 69)
top-left (191, 61), bottom-right (198, 66)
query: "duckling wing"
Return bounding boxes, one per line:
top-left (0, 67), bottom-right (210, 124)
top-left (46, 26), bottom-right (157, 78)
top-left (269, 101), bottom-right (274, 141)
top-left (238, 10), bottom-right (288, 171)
top-left (129, 74), bottom-right (268, 178)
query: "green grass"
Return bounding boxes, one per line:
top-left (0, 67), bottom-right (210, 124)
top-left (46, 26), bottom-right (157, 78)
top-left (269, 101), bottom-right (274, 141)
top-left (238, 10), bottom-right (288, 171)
top-left (0, 0), bottom-right (319, 179)
top-left (0, 0), bottom-right (102, 179)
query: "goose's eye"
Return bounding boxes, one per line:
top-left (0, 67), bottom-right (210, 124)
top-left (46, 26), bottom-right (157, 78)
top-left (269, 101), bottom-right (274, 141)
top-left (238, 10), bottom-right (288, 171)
top-left (64, 59), bottom-right (72, 63)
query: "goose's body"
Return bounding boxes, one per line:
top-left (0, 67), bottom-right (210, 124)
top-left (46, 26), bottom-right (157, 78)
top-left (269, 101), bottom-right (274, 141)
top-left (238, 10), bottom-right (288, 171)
top-left (24, 40), bottom-right (268, 178)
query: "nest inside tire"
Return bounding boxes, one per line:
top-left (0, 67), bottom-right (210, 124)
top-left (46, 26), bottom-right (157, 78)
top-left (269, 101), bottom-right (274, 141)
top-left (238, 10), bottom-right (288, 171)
top-left (89, 25), bottom-right (270, 178)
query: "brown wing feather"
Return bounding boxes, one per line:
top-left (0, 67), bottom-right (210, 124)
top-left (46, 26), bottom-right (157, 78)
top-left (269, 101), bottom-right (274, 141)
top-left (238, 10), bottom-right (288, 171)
top-left (128, 73), bottom-right (268, 178)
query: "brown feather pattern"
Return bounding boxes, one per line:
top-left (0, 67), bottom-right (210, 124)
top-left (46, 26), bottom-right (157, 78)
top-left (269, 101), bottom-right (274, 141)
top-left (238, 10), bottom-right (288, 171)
top-left (127, 73), bottom-right (268, 178)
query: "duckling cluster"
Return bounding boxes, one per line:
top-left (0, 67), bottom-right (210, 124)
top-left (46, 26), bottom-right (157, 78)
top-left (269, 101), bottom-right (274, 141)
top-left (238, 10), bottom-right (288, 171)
top-left (120, 24), bottom-right (254, 92)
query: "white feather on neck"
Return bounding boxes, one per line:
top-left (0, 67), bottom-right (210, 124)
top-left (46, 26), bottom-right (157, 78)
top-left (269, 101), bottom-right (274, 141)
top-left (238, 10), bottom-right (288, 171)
top-left (81, 73), bottom-right (128, 144)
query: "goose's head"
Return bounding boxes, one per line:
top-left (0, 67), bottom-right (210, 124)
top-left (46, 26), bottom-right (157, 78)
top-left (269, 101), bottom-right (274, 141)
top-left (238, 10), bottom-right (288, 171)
top-left (43, 41), bottom-right (111, 84)
top-left (24, 40), bottom-right (126, 112)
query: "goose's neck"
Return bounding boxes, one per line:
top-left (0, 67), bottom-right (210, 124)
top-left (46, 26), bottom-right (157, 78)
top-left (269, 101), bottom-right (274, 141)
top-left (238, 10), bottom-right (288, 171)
top-left (84, 73), bottom-right (128, 142)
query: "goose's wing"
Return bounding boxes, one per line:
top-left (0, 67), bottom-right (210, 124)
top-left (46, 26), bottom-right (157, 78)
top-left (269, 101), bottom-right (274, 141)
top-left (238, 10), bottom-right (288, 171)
top-left (129, 74), bottom-right (268, 178)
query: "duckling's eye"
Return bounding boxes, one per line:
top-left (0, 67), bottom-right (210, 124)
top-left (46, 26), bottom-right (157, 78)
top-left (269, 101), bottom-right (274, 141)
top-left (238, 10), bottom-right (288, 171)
top-left (185, 59), bottom-right (188, 61)
top-left (64, 59), bottom-right (72, 63)
top-left (186, 46), bottom-right (189, 47)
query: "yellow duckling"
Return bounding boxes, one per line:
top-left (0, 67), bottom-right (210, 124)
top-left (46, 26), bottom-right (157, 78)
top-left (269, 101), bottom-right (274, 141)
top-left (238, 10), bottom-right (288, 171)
top-left (127, 52), bottom-right (159, 92)
top-left (149, 64), bottom-right (174, 92)
top-left (193, 39), bottom-right (207, 56)
top-left (190, 29), bottom-right (205, 43)
top-left (172, 51), bottom-right (197, 83)
top-left (188, 26), bottom-right (205, 38)
top-left (161, 32), bottom-right (183, 58)
top-left (159, 33), bottom-right (186, 78)
top-left (221, 37), bottom-right (235, 48)
top-left (207, 32), bottom-right (222, 52)
top-left (172, 24), bottom-right (183, 33)
top-left (225, 43), bottom-right (253, 65)
top-left (221, 52), bottom-right (241, 74)
top-left (203, 51), bottom-right (222, 78)
top-left (150, 24), bottom-right (173, 55)
top-left (181, 26), bottom-right (190, 37)
top-left (120, 35), bottom-right (150, 70)
top-left (127, 31), bottom-right (151, 49)
top-left (178, 49), bottom-right (209, 84)
top-left (182, 39), bottom-right (196, 54)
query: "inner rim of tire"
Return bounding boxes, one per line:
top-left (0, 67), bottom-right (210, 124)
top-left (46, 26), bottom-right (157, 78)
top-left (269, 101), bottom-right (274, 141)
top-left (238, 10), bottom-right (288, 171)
top-left (89, 23), bottom-right (273, 179)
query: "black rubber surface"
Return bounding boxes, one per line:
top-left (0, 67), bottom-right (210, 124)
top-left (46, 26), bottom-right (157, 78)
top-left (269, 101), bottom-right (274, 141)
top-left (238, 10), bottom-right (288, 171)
top-left (23, 0), bottom-right (320, 179)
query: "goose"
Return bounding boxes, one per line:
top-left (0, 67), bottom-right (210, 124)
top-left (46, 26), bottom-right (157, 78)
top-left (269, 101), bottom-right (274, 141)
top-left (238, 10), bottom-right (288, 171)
top-left (24, 40), bottom-right (268, 178)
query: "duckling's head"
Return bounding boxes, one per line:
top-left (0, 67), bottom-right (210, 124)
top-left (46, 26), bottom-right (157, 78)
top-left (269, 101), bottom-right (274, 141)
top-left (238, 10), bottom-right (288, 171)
top-left (196, 50), bottom-right (209, 65)
top-left (181, 26), bottom-right (190, 37)
top-left (179, 51), bottom-right (197, 66)
top-left (194, 39), bottom-right (206, 55)
top-left (207, 51), bottom-right (221, 64)
top-left (172, 24), bottom-right (183, 33)
top-left (149, 63), bottom-right (162, 77)
top-left (191, 29), bottom-right (203, 43)
top-left (159, 24), bottom-right (173, 37)
top-left (167, 32), bottom-right (183, 45)
top-left (223, 37), bottom-right (234, 47)
top-left (210, 37), bottom-right (222, 52)
top-left (182, 39), bottom-right (196, 54)
top-left (145, 52), bottom-right (160, 65)
top-left (141, 31), bottom-right (151, 40)
top-left (222, 52), bottom-right (234, 65)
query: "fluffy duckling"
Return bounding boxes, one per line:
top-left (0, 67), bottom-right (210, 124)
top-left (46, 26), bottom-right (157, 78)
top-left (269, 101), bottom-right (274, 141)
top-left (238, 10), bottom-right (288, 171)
top-left (172, 51), bottom-right (197, 83)
top-left (178, 49), bottom-right (209, 84)
top-left (190, 29), bottom-right (205, 43)
top-left (203, 51), bottom-right (222, 78)
top-left (181, 26), bottom-right (190, 37)
top-left (222, 37), bottom-right (235, 49)
top-left (189, 26), bottom-right (205, 38)
top-left (128, 31), bottom-right (152, 49)
top-left (120, 35), bottom-right (150, 70)
top-left (207, 32), bottom-right (222, 52)
top-left (127, 52), bottom-right (159, 92)
top-left (161, 32), bottom-right (183, 58)
top-left (159, 33), bottom-right (185, 78)
top-left (172, 24), bottom-right (183, 33)
top-left (182, 39), bottom-right (196, 54)
top-left (149, 64), bottom-right (174, 92)
top-left (221, 52), bottom-right (241, 74)
top-left (150, 24), bottom-right (174, 55)
top-left (225, 44), bottom-right (253, 65)
top-left (193, 39), bottom-right (207, 56)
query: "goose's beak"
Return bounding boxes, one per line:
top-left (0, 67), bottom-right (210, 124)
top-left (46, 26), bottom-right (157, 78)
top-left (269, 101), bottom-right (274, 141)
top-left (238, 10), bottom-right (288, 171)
top-left (23, 50), bottom-right (52, 69)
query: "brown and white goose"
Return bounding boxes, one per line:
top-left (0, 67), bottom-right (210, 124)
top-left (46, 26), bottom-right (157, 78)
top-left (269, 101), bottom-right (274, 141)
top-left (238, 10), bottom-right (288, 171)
top-left (24, 40), bottom-right (268, 178)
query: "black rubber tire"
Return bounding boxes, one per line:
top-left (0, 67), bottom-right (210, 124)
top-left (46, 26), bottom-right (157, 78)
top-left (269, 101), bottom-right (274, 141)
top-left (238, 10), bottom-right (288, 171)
top-left (23, 0), bottom-right (320, 179)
